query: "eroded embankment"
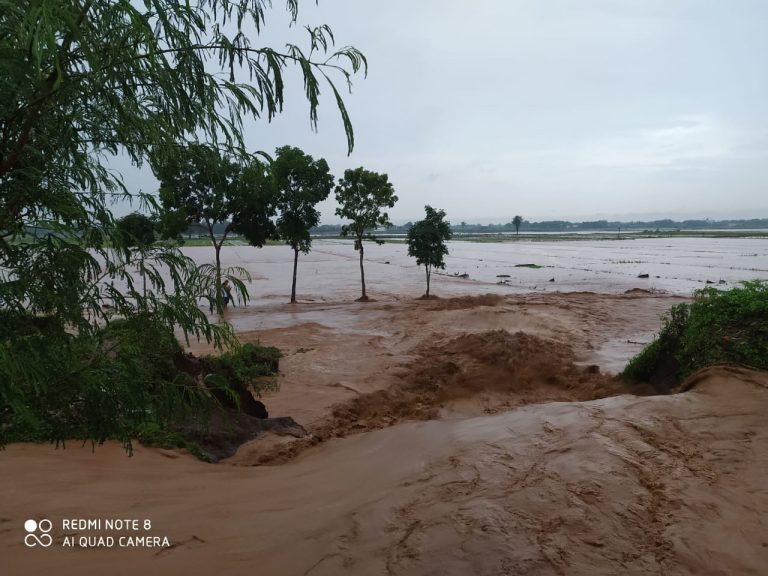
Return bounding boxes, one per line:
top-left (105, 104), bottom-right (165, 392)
top-left (231, 329), bottom-right (636, 465)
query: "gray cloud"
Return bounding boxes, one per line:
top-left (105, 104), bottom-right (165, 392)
top-left (112, 0), bottom-right (768, 223)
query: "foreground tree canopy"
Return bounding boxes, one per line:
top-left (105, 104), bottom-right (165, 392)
top-left (0, 0), bottom-right (366, 447)
top-left (335, 167), bottom-right (398, 300)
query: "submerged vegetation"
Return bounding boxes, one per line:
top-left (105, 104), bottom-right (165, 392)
top-left (622, 281), bottom-right (768, 391)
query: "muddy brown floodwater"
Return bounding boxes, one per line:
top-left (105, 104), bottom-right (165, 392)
top-left (2, 239), bottom-right (768, 575)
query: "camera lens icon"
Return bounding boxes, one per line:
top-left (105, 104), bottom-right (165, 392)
top-left (24, 519), bottom-right (53, 548)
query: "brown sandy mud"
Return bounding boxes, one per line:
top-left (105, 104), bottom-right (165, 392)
top-left (2, 367), bottom-right (767, 575)
top-left (216, 291), bottom-right (682, 460)
top-left (2, 291), bottom-right (768, 575)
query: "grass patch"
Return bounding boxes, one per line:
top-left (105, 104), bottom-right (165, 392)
top-left (202, 343), bottom-right (281, 399)
top-left (622, 281), bottom-right (768, 391)
top-left (135, 422), bottom-right (210, 462)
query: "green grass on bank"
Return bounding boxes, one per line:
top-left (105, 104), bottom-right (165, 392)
top-left (622, 281), bottom-right (768, 391)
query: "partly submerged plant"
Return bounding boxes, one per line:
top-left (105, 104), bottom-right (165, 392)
top-left (622, 281), bottom-right (768, 390)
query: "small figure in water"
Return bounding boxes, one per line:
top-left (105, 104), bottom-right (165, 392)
top-left (221, 279), bottom-right (234, 308)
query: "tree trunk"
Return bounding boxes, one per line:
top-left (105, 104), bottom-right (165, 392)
top-left (291, 247), bottom-right (299, 303)
top-left (425, 266), bottom-right (431, 297)
top-left (214, 241), bottom-right (223, 314)
top-left (358, 239), bottom-right (367, 300)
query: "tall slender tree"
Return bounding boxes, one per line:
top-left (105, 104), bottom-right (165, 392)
top-left (273, 146), bottom-right (334, 303)
top-left (335, 168), bottom-right (398, 301)
top-left (407, 206), bottom-right (452, 297)
top-left (512, 215), bottom-right (523, 236)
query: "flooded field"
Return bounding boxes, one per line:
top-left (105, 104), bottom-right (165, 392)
top-left (194, 237), bottom-right (768, 308)
top-left (3, 236), bottom-right (768, 576)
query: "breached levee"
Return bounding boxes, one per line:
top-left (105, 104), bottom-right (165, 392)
top-left (232, 329), bottom-right (627, 465)
top-left (2, 366), bottom-right (767, 575)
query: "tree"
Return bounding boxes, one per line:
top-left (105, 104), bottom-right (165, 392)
top-left (116, 213), bottom-right (156, 248)
top-left (0, 1), bottom-right (365, 447)
top-left (155, 144), bottom-right (277, 312)
top-left (273, 146), bottom-right (334, 303)
top-left (407, 206), bottom-right (452, 297)
top-left (513, 215), bottom-right (523, 236)
top-left (335, 168), bottom-right (398, 301)
top-left (116, 212), bottom-right (156, 296)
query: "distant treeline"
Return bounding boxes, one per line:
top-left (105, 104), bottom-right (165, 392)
top-left (312, 218), bottom-right (768, 235)
top-left (21, 217), bottom-right (768, 241)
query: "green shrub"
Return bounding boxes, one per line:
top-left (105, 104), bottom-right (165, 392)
top-left (1, 315), bottom-right (209, 449)
top-left (203, 342), bottom-right (281, 398)
top-left (1, 311), bottom-right (282, 458)
top-left (622, 281), bottom-right (768, 390)
top-left (135, 422), bottom-right (209, 462)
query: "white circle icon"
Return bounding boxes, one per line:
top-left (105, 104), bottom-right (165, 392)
top-left (23, 519), bottom-right (53, 548)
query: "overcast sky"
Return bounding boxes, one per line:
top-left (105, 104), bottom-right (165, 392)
top-left (115, 0), bottom-right (768, 224)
